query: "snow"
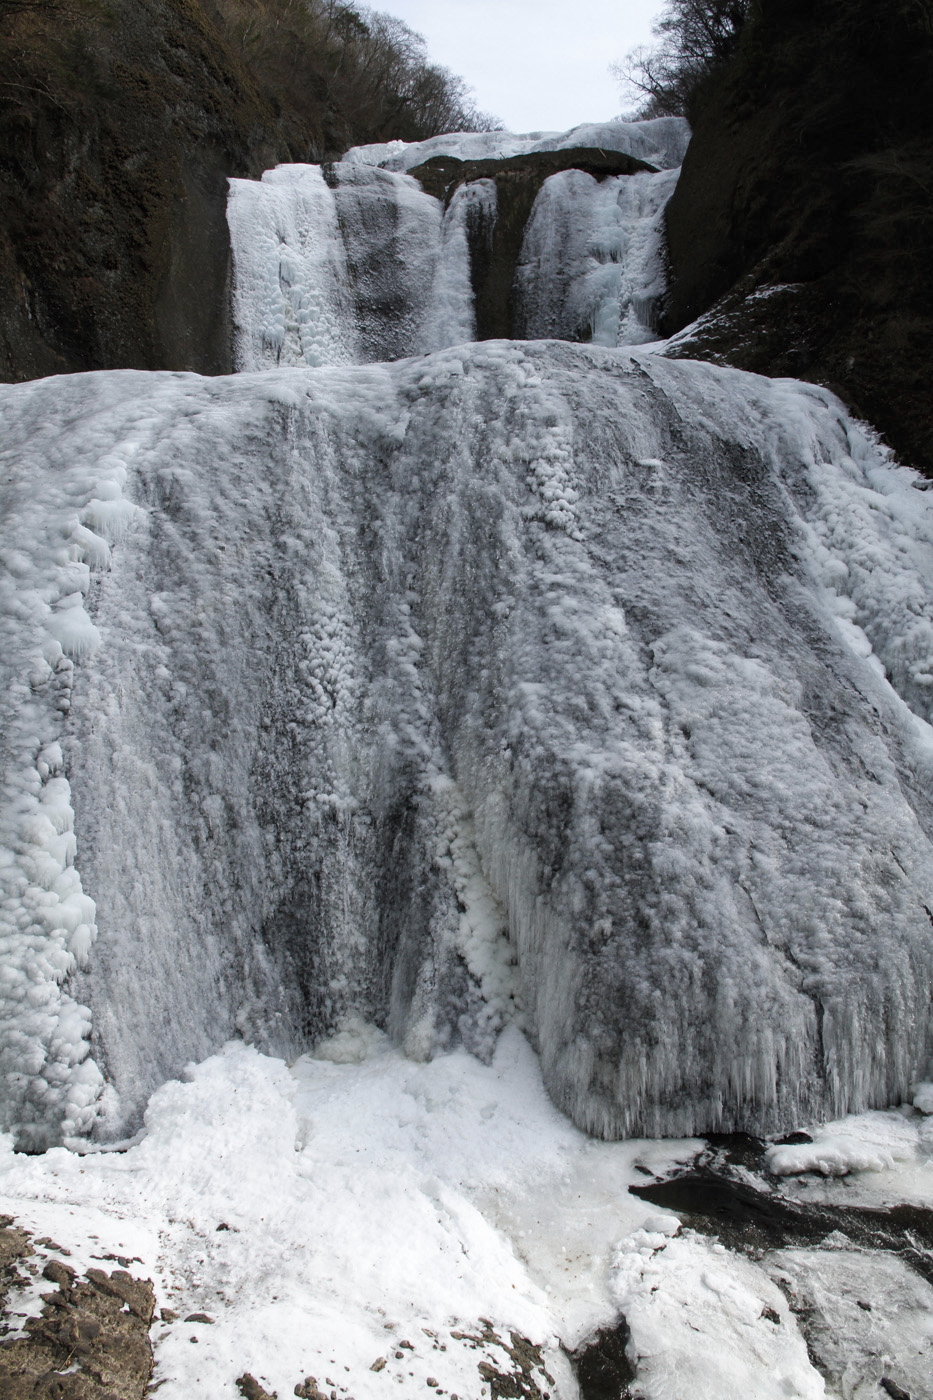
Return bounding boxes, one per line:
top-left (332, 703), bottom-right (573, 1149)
top-left (0, 1031), bottom-right (842, 1400)
top-left (613, 1227), bottom-right (824, 1399)
top-left (343, 116), bottom-right (691, 174)
top-left (766, 1109), bottom-right (929, 1178)
top-left (0, 1032), bottom-right (692, 1399)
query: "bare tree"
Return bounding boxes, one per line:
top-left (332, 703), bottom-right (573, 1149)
top-left (612, 0), bottom-right (751, 118)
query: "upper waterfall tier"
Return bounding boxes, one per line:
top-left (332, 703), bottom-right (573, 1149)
top-left (227, 119), bottom-right (689, 370)
top-left (3, 344), bottom-right (932, 1147)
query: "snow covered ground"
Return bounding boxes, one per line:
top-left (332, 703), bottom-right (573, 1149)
top-left (1, 1031), bottom-right (931, 1399)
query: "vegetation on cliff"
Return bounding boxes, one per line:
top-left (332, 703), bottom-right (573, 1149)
top-left (613, 0), bottom-right (750, 119)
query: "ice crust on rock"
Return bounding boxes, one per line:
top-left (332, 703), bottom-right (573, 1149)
top-left (514, 166), bottom-right (679, 345)
top-left (3, 340), bottom-right (933, 1144)
top-left (0, 398), bottom-right (143, 1145)
top-left (343, 115), bottom-right (691, 174)
top-left (229, 159), bottom-right (480, 370)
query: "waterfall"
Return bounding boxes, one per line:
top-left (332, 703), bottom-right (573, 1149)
top-left (2, 120), bottom-right (933, 1150)
top-left (228, 118), bottom-right (690, 368)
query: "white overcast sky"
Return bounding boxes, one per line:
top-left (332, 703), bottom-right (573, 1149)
top-left (379, 0), bottom-right (667, 132)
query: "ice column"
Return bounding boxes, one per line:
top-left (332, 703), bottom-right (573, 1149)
top-left (228, 164), bottom-right (358, 370)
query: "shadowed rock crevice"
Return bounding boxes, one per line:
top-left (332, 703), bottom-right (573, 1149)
top-left (569, 1320), bottom-right (635, 1400)
top-left (631, 1165), bottom-right (933, 1284)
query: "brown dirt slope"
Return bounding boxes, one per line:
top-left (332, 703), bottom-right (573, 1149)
top-left (661, 0), bottom-right (933, 477)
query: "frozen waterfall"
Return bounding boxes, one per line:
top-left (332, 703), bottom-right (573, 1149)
top-left (228, 117), bottom-right (687, 368)
top-left (3, 119), bottom-right (933, 1151)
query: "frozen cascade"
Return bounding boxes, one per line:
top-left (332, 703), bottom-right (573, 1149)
top-left (514, 166), bottom-right (680, 345)
top-left (3, 335), bottom-right (933, 1146)
top-left (229, 161), bottom-right (478, 370)
top-left (228, 118), bottom-right (689, 369)
top-left (227, 164), bottom-right (357, 371)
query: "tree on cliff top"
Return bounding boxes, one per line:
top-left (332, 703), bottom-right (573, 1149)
top-left (213, 0), bottom-right (497, 145)
top-left (613, 0), bottom-right (751, 117)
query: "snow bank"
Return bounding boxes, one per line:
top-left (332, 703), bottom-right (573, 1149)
top-left (0, 1032), bottom-right (706, 1400)
top-left (3, 345), bottom-right (933, 1146)
top-left (766, 1107), bottom-right (933, 1177)
top-left (613, 1226), bottom-right (823, 1399)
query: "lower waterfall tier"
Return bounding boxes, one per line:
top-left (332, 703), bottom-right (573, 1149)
top-left (2, 342), bottom-right (933, 1146)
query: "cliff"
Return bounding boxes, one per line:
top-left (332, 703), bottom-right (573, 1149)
top-left (661, 0), bottom-right (933, 476)
top-left (0, 0), bottom-right (483, 380)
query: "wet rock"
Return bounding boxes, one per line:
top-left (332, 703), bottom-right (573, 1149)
top-left (293, 1379), bottom-right (327, 1399)
top-left (631, 1168), bottom-right (933, 1282)
top-left (42, 1258), bottom-right (77, 1288)
top-left (237, 1375), bottom-right (278, 1400)
top-left (570, 1320), bottom-right (635, 1400)
top-left (661, 0), bottom-right (933, 478)
top-left (452, 1323), bottom-right (554, 1399)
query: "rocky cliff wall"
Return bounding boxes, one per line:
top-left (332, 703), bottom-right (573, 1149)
top-left (0, 0), bottom-right (293, 379)
top-left (661, 0), bottom-right (933, 477)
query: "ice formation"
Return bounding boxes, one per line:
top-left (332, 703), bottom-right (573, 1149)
top-left (513, 166), bottom-right (679, 344)
top-left (228, 117), bottom-right (691, 367)
top-left (343, 115), bottom-right (691, 175)
top-left (3, 117), bottom-right (933, 1152)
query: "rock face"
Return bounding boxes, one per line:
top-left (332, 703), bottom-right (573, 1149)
top-left (0, 0), bottom-right (292, 383)
top-left (0, 1215), bottom-right (155, 1398)
top-left (661, 0), bottom-right (933, 478)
